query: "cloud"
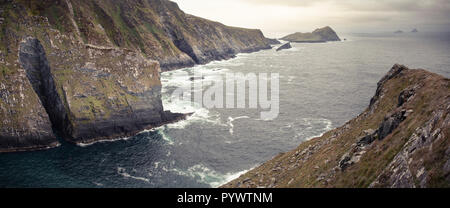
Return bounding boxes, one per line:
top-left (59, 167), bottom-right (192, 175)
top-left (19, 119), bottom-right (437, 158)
top-left (239, 0), bottom-right (449, 12)
top-left (172, 0), bottom-right (450, 36)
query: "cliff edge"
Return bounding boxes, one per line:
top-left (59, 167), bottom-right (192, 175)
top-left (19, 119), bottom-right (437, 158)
top-left (0, 0), bottom-right (270, 152)
top-left (223, 65), bottom-right (450, 188)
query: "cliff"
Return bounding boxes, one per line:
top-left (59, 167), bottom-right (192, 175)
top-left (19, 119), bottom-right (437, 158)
top-left (0, 0), bottom-right (270, 152)
top-left (43, 0), bottom-right (271, 71)
top-left (223, 65), bottom-right (450, 188)
top-left (281, 26), bottom-right (341, 43)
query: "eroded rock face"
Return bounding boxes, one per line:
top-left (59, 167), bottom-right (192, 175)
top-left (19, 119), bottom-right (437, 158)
top-left (370, 109), bottom-right (449, 188)
top-left (0, 1), bottom-right (182, 150)
top-left (19, 37), bottom-right (72, 138)
top-left (1, 0), bottom-right (269, 151)
top-left (61, 46), bottom-right (168, 143)
top-left (377, 110), bottom-right (409, 140)
top-left (0, 40), bottom-right (58, 152)
top-left (61, 0), bottom-right (271, 71)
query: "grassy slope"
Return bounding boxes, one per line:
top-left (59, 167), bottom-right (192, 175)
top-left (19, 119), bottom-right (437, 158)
top-left (223, 65), bottom-right (449, 188)
top-left (35, 0), bottom-right (269, 69)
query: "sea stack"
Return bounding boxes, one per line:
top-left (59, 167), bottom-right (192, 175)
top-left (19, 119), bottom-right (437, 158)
top-left (276, 42), bottom-right (292, 51)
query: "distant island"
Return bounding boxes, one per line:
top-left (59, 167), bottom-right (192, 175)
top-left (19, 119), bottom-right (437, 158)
top-left (281, 26), bottom-right (341, 43)
top-left (411, 28), bottom-right (419, 33)
top-left (394, 30), bottom-right (404, 34)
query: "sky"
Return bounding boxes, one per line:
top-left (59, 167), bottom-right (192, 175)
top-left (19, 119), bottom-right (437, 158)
top-left (172, 0), bottom-right (450, 37)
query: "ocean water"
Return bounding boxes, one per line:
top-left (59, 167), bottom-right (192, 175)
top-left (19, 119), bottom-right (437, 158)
top-left (0, 32), bottom-right (449, 188)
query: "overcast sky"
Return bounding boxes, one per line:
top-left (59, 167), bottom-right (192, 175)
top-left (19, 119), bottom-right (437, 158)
top-left (172, 0), bottom-right (450, 37)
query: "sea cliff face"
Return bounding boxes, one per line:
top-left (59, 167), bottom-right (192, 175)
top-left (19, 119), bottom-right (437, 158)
top-left (223, 65), bottom-right (450, 188)
top-left (54, 0), bottom-right (271, 71)
top-left (281, 26), bottom-right (341, 43)
top-left (0, 0), bottom-right (270, 152)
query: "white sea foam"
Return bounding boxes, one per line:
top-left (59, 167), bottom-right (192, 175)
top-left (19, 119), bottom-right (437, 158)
top-left (92, 182), bottom-right (104, 187)
top-left (227, 116), bottom-right (250, 135)
top-left (170, 164), bottom-right (253, 188)
top-left (155, 127), bottom-right (174, 145)
top-left (117, 167), bottom-right (150, 183)
top-left (161, 66), bottom-right (231, 130)
top-left (77, 136), bottom-right (132, 147)
top-left (302, 118), bottom-right (333, 141)
top-left (280, 118), bottom-right (334, 141)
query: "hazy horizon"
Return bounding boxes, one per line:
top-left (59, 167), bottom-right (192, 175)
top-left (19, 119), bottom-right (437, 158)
top-left (173, 0), bottom-right (450, 38)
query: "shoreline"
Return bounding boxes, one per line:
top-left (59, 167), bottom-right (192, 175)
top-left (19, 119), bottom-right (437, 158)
top-left (0, 141), bottom-right (61, 154)
top-left (0, 44), bottom-right (269, 153)
top-left (160, 46), bottom-right (273, 72)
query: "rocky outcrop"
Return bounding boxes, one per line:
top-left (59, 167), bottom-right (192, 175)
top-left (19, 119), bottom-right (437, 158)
top-left (0, 0), bottom-right (266, 151)
top-left (0, 39), bottom-right (58, 152)
top-left (266, 38), bottom-right (281, 45)
top-left (276, 42), bottom-right (292, 51)
top-left (281, 26), bottom-right (341, 43)
top-left (223, 65), bottom-right (449, 188)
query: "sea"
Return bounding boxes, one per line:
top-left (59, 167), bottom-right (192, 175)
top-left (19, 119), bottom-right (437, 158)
top-left (1, 32), bottom-right (449, 187)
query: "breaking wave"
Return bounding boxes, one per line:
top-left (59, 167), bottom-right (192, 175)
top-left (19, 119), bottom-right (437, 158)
top-left (170, 164), bottom-right (251, 188)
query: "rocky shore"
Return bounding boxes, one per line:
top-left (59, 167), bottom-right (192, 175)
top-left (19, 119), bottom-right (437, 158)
top-left (223, 65), bottom-right (450, 188)
top-left (276, 42), bottom-right (292, 51)
top-left (0, 0), bottom-right (271, 152)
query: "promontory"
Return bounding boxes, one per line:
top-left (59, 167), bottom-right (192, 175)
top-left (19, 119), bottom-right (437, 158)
top-left (223, 65), bottom-right (450, 188)
top-left (0, 0), bottom-right (272, 152)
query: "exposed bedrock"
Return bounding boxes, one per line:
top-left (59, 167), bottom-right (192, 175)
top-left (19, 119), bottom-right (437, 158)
top-left (19, 37), bottom-right (72, 139)
top-left (276, 42), bottom-right (292, 51)
top-left (0, 0), bottom-right (272, 151)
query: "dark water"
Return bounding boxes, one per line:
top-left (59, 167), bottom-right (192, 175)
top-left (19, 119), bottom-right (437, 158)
top-left (1, 32), bottom-right (449, 188)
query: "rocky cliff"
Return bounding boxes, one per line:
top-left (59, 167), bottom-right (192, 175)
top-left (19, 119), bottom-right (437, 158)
top-left (46, 0), bottom-right (271, 71)
top-left (0, 0), bottom-right (270, 152)
top-left (223, 65), bottom-right (450, 188)
top-left (281, 26), bottom-right (341, 43)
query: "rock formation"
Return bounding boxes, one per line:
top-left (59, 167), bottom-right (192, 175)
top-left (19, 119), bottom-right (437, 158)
top-left (276, 42), bottom-right (292, 51)
top-left (223, 65), bottom-right (450, 188)
top-left (266, 38), bottom-right (281, 45)
top-left (0, 0), bottom-right (271, 152)
top-left (281, 26), bottom-right (341, 43)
